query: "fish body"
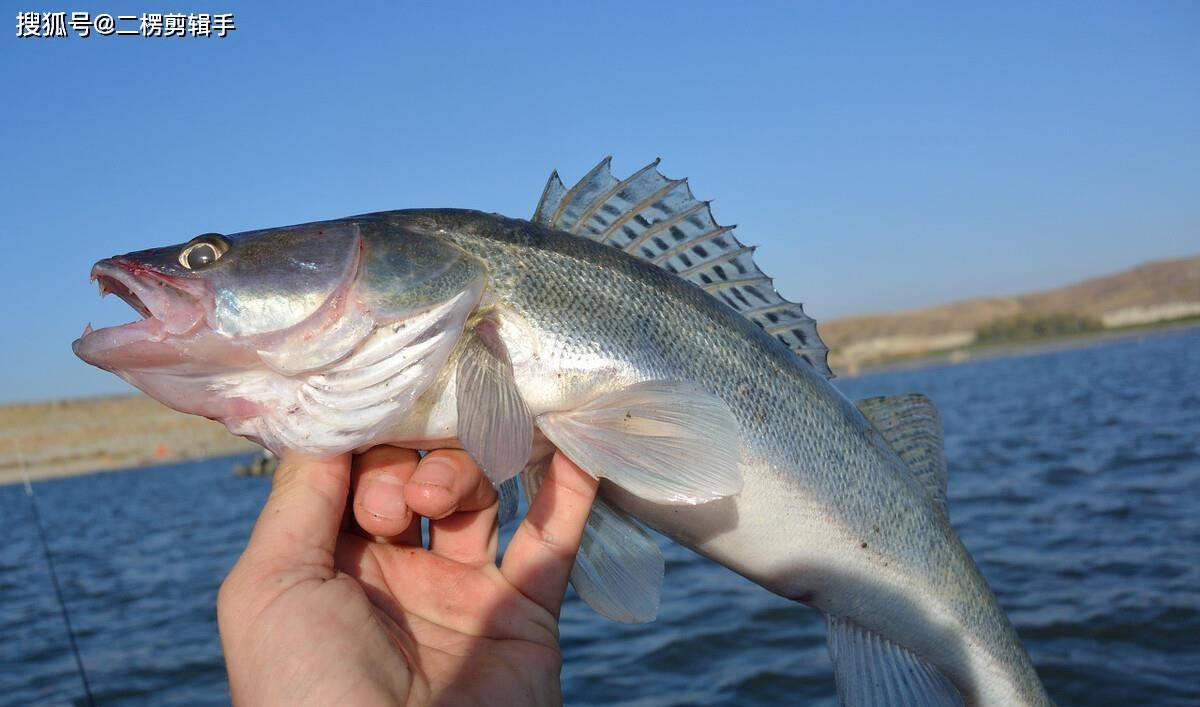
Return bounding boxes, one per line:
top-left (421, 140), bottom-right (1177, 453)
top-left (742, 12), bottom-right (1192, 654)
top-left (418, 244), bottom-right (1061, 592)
top-left (74, 162), bottom-right (1050, 706)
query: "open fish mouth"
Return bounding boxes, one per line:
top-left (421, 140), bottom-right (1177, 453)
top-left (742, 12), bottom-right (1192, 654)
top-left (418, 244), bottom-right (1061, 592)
top-left (96, 268), bottom-right (153, 318)
top-left (72, 259), bottom-right (208, 370)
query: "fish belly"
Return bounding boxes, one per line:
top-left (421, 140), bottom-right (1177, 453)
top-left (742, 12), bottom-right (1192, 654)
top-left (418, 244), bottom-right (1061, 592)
top-left (602, 450), bottom-right (1042, 706)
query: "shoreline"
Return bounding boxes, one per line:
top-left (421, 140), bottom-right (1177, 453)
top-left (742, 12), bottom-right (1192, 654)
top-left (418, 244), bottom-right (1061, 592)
top-left (0, 394), bottom-right (257, 486)
top-left (4, 320), bottom-right (1196, 485)
top-left (3, 450), bottom-right (259, 488)
top-left (838, 318), bottom-right (1200, 378)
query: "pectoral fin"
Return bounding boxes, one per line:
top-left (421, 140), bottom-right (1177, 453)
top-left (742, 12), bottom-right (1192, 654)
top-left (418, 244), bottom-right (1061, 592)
top-left (827, 615), bottom-right (963, 706)
top-left (521, 460), bottom-right (664, 623)
top-left (456, 319), bottom-right (533, 486)
top-left (497, 476), bottom-right (521, 528)
top-left (572, 490), bottom-right (664, 623)
top-left (536, 381), bottom-right (741, 504)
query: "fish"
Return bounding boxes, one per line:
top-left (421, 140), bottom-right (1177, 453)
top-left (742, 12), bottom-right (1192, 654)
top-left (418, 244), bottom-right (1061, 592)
top-left (74, 157), bottom-right (1051, 705)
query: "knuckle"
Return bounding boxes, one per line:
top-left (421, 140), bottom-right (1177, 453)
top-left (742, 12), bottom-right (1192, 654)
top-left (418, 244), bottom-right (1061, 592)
top-left (472, 476), bottom-right (500, 506)
top-left (518, 519), bottom-right (576, 560)
top-left (357, 445), bottom-right (417, 470)
top-left (427, 448), bottom-right (477, 471)
top-left (549, 474), bottom-right (597, 506)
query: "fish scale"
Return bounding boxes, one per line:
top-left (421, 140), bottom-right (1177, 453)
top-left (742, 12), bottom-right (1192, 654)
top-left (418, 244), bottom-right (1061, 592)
top-left (391, 208), bottom-right (1047, 705)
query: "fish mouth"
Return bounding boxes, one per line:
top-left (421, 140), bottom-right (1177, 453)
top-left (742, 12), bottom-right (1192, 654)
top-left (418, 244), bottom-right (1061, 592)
top-left (73, 259), bottom-right (208, 370)
top-left (96, 268), bottom-right (153, 318)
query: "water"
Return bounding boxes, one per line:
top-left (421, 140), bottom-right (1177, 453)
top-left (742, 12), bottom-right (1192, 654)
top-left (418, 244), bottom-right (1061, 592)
top-left (3, 328), bottom-right (1197, 706)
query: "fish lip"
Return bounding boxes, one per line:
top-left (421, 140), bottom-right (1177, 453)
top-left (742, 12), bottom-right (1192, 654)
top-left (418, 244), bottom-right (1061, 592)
top-left (74, 258), bottom-right (208, 365)
top-left (100, 258), bottom-right (208, 326)
top-left (93, 265), bottom-right (153, 318)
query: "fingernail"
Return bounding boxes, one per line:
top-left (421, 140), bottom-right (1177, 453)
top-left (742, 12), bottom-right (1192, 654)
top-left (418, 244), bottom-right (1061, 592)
top-left (359, 474), bottom-right (407, 520)
top-left (412, 458), bottom-right (456, 490)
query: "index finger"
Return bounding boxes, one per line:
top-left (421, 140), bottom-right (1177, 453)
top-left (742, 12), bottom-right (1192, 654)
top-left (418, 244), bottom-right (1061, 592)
top-left (500, 452), bottom-right (599, 615)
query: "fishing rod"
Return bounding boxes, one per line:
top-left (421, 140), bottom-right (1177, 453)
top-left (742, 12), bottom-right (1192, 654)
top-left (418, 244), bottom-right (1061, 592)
top-left (18, 452), bottom-right (96, 707)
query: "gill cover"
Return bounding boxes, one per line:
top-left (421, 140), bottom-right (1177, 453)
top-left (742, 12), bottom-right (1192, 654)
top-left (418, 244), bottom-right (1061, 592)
top-left (197, 219), bottom-right (485, 376)
top-left (215, 218), bottom-right (488, 453)
top-left (207, 222), bottom-right (363, 338)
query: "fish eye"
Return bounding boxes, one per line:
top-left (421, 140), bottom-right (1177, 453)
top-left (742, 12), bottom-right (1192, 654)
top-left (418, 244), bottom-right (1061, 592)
top-left (179, 233), bottom-right (230, 270)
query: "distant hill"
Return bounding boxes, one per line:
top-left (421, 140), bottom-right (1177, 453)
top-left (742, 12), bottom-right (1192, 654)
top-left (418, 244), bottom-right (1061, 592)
top-left (822, 255), bottom-right (1200, 371)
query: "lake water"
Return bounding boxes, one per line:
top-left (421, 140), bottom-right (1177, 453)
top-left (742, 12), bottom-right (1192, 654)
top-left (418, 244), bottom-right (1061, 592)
top-left (2, 327), bottom-right (1197, 706)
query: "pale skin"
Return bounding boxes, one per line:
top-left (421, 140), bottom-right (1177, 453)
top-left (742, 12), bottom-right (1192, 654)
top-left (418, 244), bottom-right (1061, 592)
top-left (217, 447), bottom-right (599, 706)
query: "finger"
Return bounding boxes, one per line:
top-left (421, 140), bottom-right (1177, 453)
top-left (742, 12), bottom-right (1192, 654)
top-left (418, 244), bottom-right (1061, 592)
top-left (413, 450), bottom-right (501, 564)
top-left (405, 450), bottom-right (497, 520)
top-left (242, 450), bottom-right (351, 570)
top-left (351, 446), bottom-right (421, 543)
top-left (501, 451), bottom-right (598, 615)
top-left (428, 501), bottom-right (500, 566)
top-left (348, 539), bottom-right (558, 646)
top-left (332, 534), bottom-right (392, 612)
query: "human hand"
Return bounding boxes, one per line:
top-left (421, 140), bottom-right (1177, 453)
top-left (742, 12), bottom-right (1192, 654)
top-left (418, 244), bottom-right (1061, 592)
top-left (217, 447), bottom-right (598, 706)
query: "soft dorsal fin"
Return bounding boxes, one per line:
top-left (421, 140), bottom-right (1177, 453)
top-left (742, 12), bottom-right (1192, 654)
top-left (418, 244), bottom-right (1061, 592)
top-left (534, 157), bottom-right (833, 379)
top-left (856, 394), bottom-right (949, 515)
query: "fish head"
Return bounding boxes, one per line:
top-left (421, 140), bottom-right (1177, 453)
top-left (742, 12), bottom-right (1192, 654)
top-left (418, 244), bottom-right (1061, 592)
top-left (74, 215), bottom-right (485, 453)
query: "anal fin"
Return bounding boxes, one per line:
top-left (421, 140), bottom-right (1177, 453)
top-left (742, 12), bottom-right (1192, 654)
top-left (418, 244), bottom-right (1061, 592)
top-left (827, 615), bottom-right (963, 707)
top-left (536, 381), bottom-right (741, 504)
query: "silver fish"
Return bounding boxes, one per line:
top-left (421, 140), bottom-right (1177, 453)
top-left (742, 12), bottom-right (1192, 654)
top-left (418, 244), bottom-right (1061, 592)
top-left (74, 158), bottom-right (1050, 705)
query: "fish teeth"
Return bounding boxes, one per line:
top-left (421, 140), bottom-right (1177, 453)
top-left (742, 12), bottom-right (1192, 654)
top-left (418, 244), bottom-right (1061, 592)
top-left (82, 323), bottom-right (94, 337)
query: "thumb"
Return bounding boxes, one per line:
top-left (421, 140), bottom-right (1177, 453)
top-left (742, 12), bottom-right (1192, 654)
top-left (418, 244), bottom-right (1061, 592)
top-left (241, 450), bottom-right (352, 572)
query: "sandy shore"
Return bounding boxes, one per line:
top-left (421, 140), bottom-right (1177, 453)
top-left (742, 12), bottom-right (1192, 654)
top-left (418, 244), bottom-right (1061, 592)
top-left (0, 395), bottom-right (257, 485)
top-left (841, 319), bottom-right (1200, 378)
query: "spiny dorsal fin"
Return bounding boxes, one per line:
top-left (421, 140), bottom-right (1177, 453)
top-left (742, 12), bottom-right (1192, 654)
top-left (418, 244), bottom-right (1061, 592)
top-left (533, 157), bottom-right (833, 378)
top-left (856, 394), bottom-right (949, 516)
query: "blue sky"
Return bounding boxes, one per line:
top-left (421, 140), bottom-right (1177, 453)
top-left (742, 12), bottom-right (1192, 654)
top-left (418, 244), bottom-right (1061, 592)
top-left (1, 2), bottom-right (1196, 402)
